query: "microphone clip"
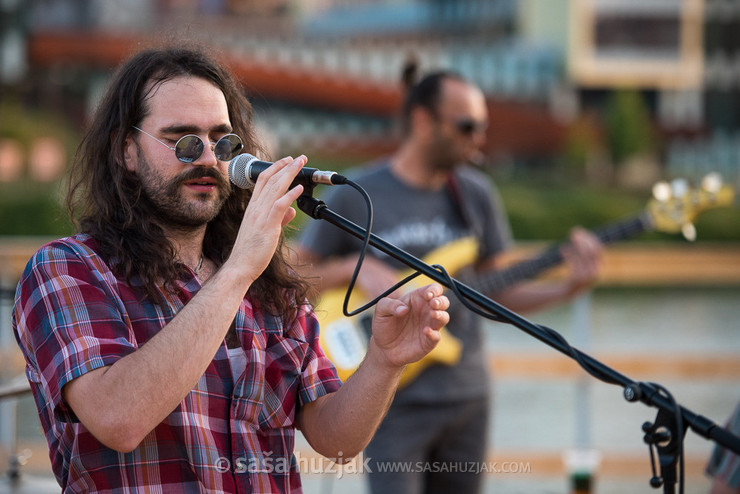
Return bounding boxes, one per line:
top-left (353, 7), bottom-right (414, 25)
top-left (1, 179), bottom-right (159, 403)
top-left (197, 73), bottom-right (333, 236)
top-left (296, 186), bottom-right (326, 220)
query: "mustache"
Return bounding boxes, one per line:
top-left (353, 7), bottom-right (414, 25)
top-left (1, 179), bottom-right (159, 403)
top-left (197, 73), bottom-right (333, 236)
top-left (175, 167), bottom-right (230, 191)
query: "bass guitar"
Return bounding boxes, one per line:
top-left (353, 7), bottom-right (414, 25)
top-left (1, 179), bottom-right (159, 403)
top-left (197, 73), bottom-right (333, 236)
top-left (317, 174), bottom-right (735, 386)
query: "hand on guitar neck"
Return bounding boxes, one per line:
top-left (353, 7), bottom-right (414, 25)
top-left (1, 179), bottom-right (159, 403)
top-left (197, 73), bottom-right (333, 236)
top-left (553, 226), bottom-right (604, 299)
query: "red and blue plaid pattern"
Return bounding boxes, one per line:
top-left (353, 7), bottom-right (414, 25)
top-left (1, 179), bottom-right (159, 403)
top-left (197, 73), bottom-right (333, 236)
top-left (13, 234), bottom-right (341, 493)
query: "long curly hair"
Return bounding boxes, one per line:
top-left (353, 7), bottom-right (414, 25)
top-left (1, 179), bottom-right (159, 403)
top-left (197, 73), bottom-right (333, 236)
top-left (66, 44), bottom-right (309, 319)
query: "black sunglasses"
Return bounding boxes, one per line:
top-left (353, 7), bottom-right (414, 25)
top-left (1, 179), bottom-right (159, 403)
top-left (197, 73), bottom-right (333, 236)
top-left (453, 118), bottom-right (488, 136)
top-left (132, 126), bottom-right (244, 163)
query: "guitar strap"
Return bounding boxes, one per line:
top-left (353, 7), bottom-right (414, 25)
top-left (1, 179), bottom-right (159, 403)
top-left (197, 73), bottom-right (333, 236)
top-left (446, 170), bottom-right (485, 258)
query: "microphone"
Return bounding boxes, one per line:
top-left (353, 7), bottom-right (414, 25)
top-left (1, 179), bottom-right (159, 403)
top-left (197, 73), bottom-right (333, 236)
top-left (228, 153), bottom-right (347, 189)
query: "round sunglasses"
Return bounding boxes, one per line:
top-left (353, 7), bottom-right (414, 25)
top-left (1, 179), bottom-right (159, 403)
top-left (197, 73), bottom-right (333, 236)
top-left (132, 126), bottom-right (243, 163)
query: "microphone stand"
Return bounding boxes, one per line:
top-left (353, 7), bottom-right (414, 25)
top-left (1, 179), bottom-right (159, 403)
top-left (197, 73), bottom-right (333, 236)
top-left (296, 191), bottom-right (740, 494)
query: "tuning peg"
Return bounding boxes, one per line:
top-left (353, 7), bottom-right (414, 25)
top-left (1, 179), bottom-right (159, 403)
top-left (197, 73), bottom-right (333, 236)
top-left (682, 223), bottom-right (697, 242)
top-left (652, 181), bottom-right (672, 202)
top-left (671, 178), bottom-right (689, 198)
top-left (701, 173), bottom-right (723, 194)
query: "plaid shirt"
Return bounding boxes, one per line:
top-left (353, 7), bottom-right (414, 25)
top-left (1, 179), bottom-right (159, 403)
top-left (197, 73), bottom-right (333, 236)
top-left (13, 234), bottom-right (341, 493)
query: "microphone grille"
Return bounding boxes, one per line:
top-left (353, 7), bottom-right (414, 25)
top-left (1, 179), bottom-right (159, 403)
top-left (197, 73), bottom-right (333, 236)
top-left (228, 153), bottom-right (256, 189)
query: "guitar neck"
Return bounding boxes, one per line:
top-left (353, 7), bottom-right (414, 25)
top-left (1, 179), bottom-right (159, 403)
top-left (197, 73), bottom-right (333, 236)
top-left (476, 213), bottom-right (652, 294)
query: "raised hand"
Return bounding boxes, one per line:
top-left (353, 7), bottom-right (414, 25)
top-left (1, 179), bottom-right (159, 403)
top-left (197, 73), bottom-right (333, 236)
top-left (368, 283), bottom-right (450, 370)
top-left (229, 155), bottom-right (306, 284)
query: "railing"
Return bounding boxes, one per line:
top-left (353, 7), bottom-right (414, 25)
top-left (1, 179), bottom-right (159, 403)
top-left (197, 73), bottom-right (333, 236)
top-left (0, 376), bottom-right (31, 487)
top-left (0, 281), bottom-right (33, 489)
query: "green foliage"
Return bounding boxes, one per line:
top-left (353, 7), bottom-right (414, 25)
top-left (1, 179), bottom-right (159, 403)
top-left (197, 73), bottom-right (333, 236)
top-left (499, 179), bottom-right (642, 240)
top-left (689, 208), bottom-right (740, 242)
top-left (559, 112), bottom-right (604, 179)
top-left (0, 99), bottom-right (80, 236)
top-left (0, 157), bottom-right (737, 242)
top-left (0, 181), bottom-right (74, 236)
top-left (0, 99), bottom-right (79, 161)
top-left (604, 90), bottom-right (656, 165)
top-left (495, 176), bottom-right (740, 242)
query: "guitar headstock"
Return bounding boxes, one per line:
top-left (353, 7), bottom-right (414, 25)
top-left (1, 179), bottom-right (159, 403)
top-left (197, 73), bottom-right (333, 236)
top-left (646, 173), bottom-right (735, 240)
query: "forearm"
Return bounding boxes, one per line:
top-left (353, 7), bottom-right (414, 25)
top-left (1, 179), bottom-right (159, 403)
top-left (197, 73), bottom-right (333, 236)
top-left (298, 340), bottom-right (403, 460)
top-left (298, 283), bottom-right (448, 460)
top-left (63, 263), bottom-right (251, 451)
top-left (492, 279), bottom-right (587, 314)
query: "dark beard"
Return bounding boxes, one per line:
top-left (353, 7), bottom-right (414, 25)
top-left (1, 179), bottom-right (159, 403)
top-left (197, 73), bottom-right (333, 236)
top-left (136, 152), bottom-right (231, 230)
top-left (427, 132), bottom-right (460, 172)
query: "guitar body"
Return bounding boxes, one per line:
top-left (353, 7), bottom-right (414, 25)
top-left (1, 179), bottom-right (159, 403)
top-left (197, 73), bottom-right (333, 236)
top-left (317, 236), bottom-right (479, 386)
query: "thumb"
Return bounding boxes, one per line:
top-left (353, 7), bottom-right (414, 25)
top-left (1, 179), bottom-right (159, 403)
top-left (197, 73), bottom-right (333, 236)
top-left (375, 297), bottom-right (409, 319)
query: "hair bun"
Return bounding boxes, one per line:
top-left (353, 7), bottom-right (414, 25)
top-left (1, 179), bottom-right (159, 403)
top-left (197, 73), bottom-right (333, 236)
top-left (401, 55), bottom-right (420, 92)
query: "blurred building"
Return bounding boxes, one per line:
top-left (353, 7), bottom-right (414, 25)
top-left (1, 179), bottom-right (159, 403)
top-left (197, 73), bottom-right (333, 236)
top-left (0, 0), bottom-right (738, 182)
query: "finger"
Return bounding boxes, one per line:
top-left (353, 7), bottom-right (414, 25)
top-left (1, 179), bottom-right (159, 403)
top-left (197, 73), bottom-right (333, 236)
top-left (577, 235), bottom-right (603, 274)
top-left (258, 181), bottom-right (304, 228)
top-left (273, 156), bottom-right (307, 187)
top-left (415, 283), bottom-right (444, 302)
top-left (242, 157), bottom-right (298, 217)
top-left (565, 229), bottom-right (600, 268)
top-left (422, 326), bottom-right (442, 345)
top-left (252, 155), bottom-right (306, 195)
top-left (427, 308), bottom-right (450, 330)
top-left (250, 156), bottom-right (292, 190)
top-left (433, 294), bottom-right (450, 311)
top-left (278, 183), bottom-right (304, 209)
top-left (374, 296), bottom-right (409, 319)
top-left (572, 227), bottom-right (603, 256)
top-left (282, 206), bottom-right (297, 227)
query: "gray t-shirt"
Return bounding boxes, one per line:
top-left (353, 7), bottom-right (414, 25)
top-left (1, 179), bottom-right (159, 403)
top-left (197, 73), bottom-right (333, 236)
top-left (298, 161), bottom-right (512, 403)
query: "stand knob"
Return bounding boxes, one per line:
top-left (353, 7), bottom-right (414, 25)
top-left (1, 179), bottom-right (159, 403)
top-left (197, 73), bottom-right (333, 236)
top-left (650, 476), bottom-right (664, 488)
